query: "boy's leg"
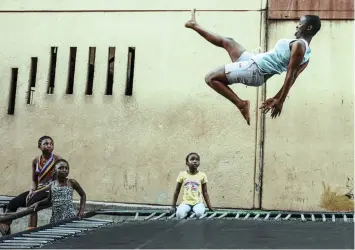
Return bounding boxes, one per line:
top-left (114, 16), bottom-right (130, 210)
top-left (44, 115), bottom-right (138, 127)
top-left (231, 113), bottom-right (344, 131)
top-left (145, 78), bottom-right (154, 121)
top-left (185, 8), bottom-right (254, 125)
top-left (204, 65), bottom-right (251, 125)
top-left (185, 8), bottom-right (246, 62)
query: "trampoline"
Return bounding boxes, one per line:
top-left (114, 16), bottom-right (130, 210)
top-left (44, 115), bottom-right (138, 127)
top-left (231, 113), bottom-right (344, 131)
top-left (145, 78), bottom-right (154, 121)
top-left (45, 219), bottom-right (354, 249)
top-left (0, 209), bottom-right (354, 249)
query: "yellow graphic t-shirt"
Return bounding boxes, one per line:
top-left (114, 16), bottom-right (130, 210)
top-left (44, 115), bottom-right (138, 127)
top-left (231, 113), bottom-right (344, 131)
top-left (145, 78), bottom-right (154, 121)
top-left (177, 171), bottom-right (208, 206)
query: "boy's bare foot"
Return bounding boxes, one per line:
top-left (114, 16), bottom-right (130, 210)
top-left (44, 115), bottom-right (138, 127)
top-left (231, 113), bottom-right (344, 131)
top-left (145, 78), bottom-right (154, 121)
top-left (238, 100), bottom-right (251, 125)
top-left (185, 8), bottom-right (197, 28)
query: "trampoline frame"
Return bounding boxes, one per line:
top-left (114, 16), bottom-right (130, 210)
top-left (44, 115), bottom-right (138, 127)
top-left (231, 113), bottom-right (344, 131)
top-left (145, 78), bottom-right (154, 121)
top-left (0, 207), bottom-right (354, 248)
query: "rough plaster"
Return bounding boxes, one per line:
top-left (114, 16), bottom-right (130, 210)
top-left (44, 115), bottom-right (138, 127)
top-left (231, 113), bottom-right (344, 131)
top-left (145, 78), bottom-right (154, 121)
top-left (0, 1), bottom-right (353, 212)
top-left (0, 0), bottom-right (266, 11)
top-left (0, 10), bottom-right (262, 209)
top-left (262, 21), bottom-right (354, 211)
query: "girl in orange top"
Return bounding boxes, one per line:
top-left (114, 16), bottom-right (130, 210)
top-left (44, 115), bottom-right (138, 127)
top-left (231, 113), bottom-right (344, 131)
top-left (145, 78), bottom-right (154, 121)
top-left (0, 136), bottom-right (61, 236)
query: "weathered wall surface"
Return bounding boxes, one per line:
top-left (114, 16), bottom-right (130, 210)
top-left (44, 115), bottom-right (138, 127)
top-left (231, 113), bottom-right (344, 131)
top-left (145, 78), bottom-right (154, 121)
top-left (0, 0), bottom-right (353, 212)
top-left (262, 20), bottom-right (354, 211)
top-left (268, 0), bottom-right (354, 19)
top-left (0, 0), bottom-right (266, 209)
top-left (0, 0), bottom-right (264, 11)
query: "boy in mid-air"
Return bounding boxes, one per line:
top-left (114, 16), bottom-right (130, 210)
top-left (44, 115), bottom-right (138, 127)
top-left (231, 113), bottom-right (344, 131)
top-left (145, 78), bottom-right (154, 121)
top-left (185, 9), bottom-right (321, 125)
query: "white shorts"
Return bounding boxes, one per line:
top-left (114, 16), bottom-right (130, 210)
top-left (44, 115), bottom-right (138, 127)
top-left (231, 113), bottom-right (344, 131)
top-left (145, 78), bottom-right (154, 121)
top-left (175, 202), bottom-right (206, 219)
top-left (224, 52), bottom-right (265, 87)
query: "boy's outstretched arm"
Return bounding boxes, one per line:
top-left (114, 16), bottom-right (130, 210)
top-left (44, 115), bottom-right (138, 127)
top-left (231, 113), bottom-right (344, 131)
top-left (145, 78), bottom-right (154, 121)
top-left (261, 41), bottom-right (307, 117)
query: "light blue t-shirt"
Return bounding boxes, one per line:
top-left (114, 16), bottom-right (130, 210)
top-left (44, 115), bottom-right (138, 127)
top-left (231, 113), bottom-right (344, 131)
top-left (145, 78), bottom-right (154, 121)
top-left (252, 39), bottom-right (311, 75)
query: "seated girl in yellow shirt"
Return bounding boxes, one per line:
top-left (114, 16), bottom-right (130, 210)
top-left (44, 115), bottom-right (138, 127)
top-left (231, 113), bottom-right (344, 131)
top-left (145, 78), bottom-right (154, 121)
top-left (171, 152), bottom-right (213, 218)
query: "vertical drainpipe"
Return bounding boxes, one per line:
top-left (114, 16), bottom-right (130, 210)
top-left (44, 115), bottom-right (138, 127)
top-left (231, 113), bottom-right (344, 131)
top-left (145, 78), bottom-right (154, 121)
top-left (257, 1), bottom-right (269, 210)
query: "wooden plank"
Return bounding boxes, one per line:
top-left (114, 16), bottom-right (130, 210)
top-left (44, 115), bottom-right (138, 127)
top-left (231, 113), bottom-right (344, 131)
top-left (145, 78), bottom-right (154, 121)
top-left (268, 10), bottom-right (354, 20)
top-left (268, 0), bottom-right (354, 20)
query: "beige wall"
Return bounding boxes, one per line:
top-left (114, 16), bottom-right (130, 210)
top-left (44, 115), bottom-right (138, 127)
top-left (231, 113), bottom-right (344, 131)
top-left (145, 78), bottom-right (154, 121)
top-left (0, 0), bottom-right (265, 11)
top-left (0, 0), bottom-right (265, 209)
top-left (0, 0), bottom-right (353, 212)
top-left (262, 20), bottom-right (354, 211)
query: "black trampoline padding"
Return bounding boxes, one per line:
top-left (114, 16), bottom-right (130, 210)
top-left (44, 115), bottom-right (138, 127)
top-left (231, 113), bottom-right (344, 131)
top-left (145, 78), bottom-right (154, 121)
top-left (44, 219), bottom-right (354, 249)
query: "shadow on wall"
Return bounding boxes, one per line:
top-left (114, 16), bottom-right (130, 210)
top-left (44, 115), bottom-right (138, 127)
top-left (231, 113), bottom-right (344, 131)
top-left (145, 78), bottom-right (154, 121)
top-left (320, 178), bottom-right (354, 212)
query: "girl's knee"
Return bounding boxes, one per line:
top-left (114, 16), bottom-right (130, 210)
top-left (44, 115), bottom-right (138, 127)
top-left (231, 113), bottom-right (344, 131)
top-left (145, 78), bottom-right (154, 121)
top-left (194, 209), bottom-right (205, 218)
top-left (195, 211), bottom-right (204, 218)
top-left (193, 204), bottom-right (206, 218)
top-left (175, 204), bottom-right (191, 219)
top-left (175, 209), bottom-right (186, 219)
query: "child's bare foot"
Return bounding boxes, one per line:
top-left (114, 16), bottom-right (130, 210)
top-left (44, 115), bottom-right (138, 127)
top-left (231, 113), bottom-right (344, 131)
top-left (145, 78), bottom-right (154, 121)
top-left (238, 100), bottom-right (251, 125)
top-left (185, 8), bottom-right (197, 28)
top-left (0, 223), bottom-right (10, 236)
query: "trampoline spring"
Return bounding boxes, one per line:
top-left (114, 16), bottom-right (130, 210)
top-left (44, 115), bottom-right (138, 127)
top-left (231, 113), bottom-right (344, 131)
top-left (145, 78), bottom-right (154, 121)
top-left (322, 214), bottom-right (326, 222)
top-left (311, 214), bottom-right (315, 221)
top-left (243, 213), bottom-right (250, 220)
top-left (284, 214), bottom-right (291, 220)
top-left (253, 214), bottom-right (260, 220)
top-left (23, 234), bottom-right (61, 239)
top-left (301, 214), bottom-right (306, 221)
top-left (343, 214), bottom-right (347, 222)
top-left (167, 213), bottom-right (176, 220)
top-left (0, 245), bottom-right (35, 248)
top-left (13, 237), bottom-right (55, 242)
top-left (31, 231), bottom-right (69, 235)
top-left (57, 225), bottom-right (89, 230)
top-left (0, 246), bottom-right (31, 249)
top-left (83, 218), bottom-right (113, 223)
top-left (218, 212), bottom-right (228, 219)
top-left (135, 212), bottom-right (139, 220)
top-left (4, 239), bottom-right (49, 244)
top-left (29, 233), bottom-right (67, 237)
top-left (152, 212), bottom-right (167, 220)
top-left (332, 214), bottom-right (335, 222)
top-left (208, 212), bottom-right (217, 219)
top-left (46, 228), bottom-right (80, 233)
top-left (274, 214), bottom-right (282, 220)
top-left (144, 212), bottom-right (157, 220)
top-left (0, 242), bottom-right (42, 247)
top-left (235, 213), bottom-right (240, 219)
top-left (199, 213), bottom-right (208, 219)
top-left (72, 220), bottom-right (106, 224)
top-left (61, 223), bottom-right (99, 228)
top-left (264, 213), bottom-right (270, 220)
top-left (181, 213), bottom-right (188, 219)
